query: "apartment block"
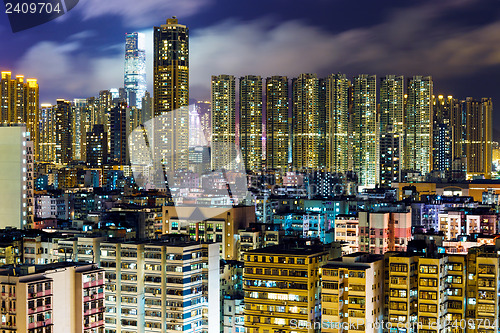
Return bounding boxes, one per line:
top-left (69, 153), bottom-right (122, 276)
top-left (243, 244), bottom-right (329, 333)
top-left (161, 205), bottom-right (254, 260)
top-left (99, 237), bottom-right (219, 333)
top-left (385, 253), bottom-right (468, 332)
top-left (321, 253), bottom-right (384, 332)
top-left (0, 262), bottom-right (104, 333)
top-left (334, 215), bottom-right (360, 255)
top-left (465, 248), bottom-right (499, 333)
top-left (359, 211), bottom-right (411, 254)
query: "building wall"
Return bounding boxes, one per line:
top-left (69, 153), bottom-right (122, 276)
top-left (0, 125), bottom-right (29, 228)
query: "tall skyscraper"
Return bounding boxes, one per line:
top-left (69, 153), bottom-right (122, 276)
top-left (86, 124), bottom-right (108, 168)
top-left (99, 90), bottom-right (112, 154)
top-left (405, 76), bottom-right (433, 175)
top-left (79, 97), bottom-right (100, 163)
top-left (379, 75), bottom-right (404, 186)
top-left (464, 97), bottom-right (492, 179)
top-left (154, 17), bottom-right (189, 114)
top-left (451, 98), bottom-right (465, 160)
top-left (380, 75), bottom-right (404, 135)
top-left (110, 102), bottom-right (129, 165)
top-left (239, 75), bottom-right (263, 172)
top-left (25, 78), bottom-right (39, 161)
top-left (326, 73), bottom-right (350, 174)
top-left (72, 98), bottom-right (86, 161)
top-left (125, 32), bottom-right (147, 108)
top-left (39, 103), bottom-right (57, 163)
top-left (352, 74), bottom-right (378, 187)
top-left (0, 72), bottom-right (39, 160)
top-left (265, 76), bottom-right (289, 171)
top-left (292, 73), bottom-right (321, 170)
top-left (211, 75), bottom-right (236, 171)
top-left (54, 99), bottom-right (73, 164)
top-left (432, 95), bottom-right (458, 176)
top-left (0, 71), bottom-right (11, 123)
top-left (153, 17), bottom-right (190, 172)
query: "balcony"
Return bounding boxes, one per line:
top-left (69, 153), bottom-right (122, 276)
top-left (85, 319), bottom-right (104, 329)
top-left (84, 279), bottom-right (104, 289)
top-left (28, 318), bottom-right (52, 329)
top-left (84, 292), bottom-right (104, 303)
top-left (84, 306), bottom-right (105, 316)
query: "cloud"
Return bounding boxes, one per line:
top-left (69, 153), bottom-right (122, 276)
top-left (15, 0), bottom-right (500, 103)
top-left (189, 1), bottom-right (500, 98)
top-left (69, 30), bottom-right (96, 40)
top-left (16, 41), bottom-right (123, 102)
top-left (77, 0), bottom-right (211, 27)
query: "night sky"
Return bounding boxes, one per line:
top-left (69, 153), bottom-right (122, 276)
top-left (1, 0), bottom-right (500, 135)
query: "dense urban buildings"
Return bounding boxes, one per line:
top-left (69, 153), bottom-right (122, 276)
top-left (1, 13), bottom-right (500, 333)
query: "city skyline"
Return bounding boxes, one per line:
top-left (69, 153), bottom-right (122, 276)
top-left (0, 0), bottom-right (500, 134)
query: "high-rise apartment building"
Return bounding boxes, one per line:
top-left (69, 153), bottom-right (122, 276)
top-left (110, 102), bottom-right (129, 165)
top-left (326, 74), bottom-right (350, 174)
top-left (154, 16), bottom-right (189, 114)
top-left (124, 32), bottom-right (147, 108)
top-left (352, 75), bottom-right (378, 187)
top-left (0, 72), bottom-right (39, 160)
top-left (379, 75), bottom-right (404, 186)
top-left (239, 75), bottom-right (263, 171)
top-left (243, 244), bottom-right (328, 333)
top-left (73, 98), bottom-right (87, 161)
top-left (25, 78), bottom-right (39, 161)
top-left (405, 76), bottom-right (433, 175)
top-left (450, 98), bottom-right (465, 161)
top-left (211, 75), bottom-right (237, 171)
top-left (39, 104), bottom-right (57, 163)
top-left (265, 76), bottom-right (289, 170)
top-left (54, 99), bottom-right (73, 164)
top-left (464, 97), bottom-right (492, 179)
top-left (86, 124), bottom-right (108, 168)
top-left (432, 95), bottom-right (460, 176)
top-left (321, 253), bottom-right (384, 332)
top-left (0, 125), bottom-right (34, 229)
top-left (153, 17), bottom-right (190, 172)
top-left (292, 73), bottom-right (322, 170)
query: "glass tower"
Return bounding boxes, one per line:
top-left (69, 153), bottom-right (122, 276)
top-left (124, 32), bottom-right (146, 108)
